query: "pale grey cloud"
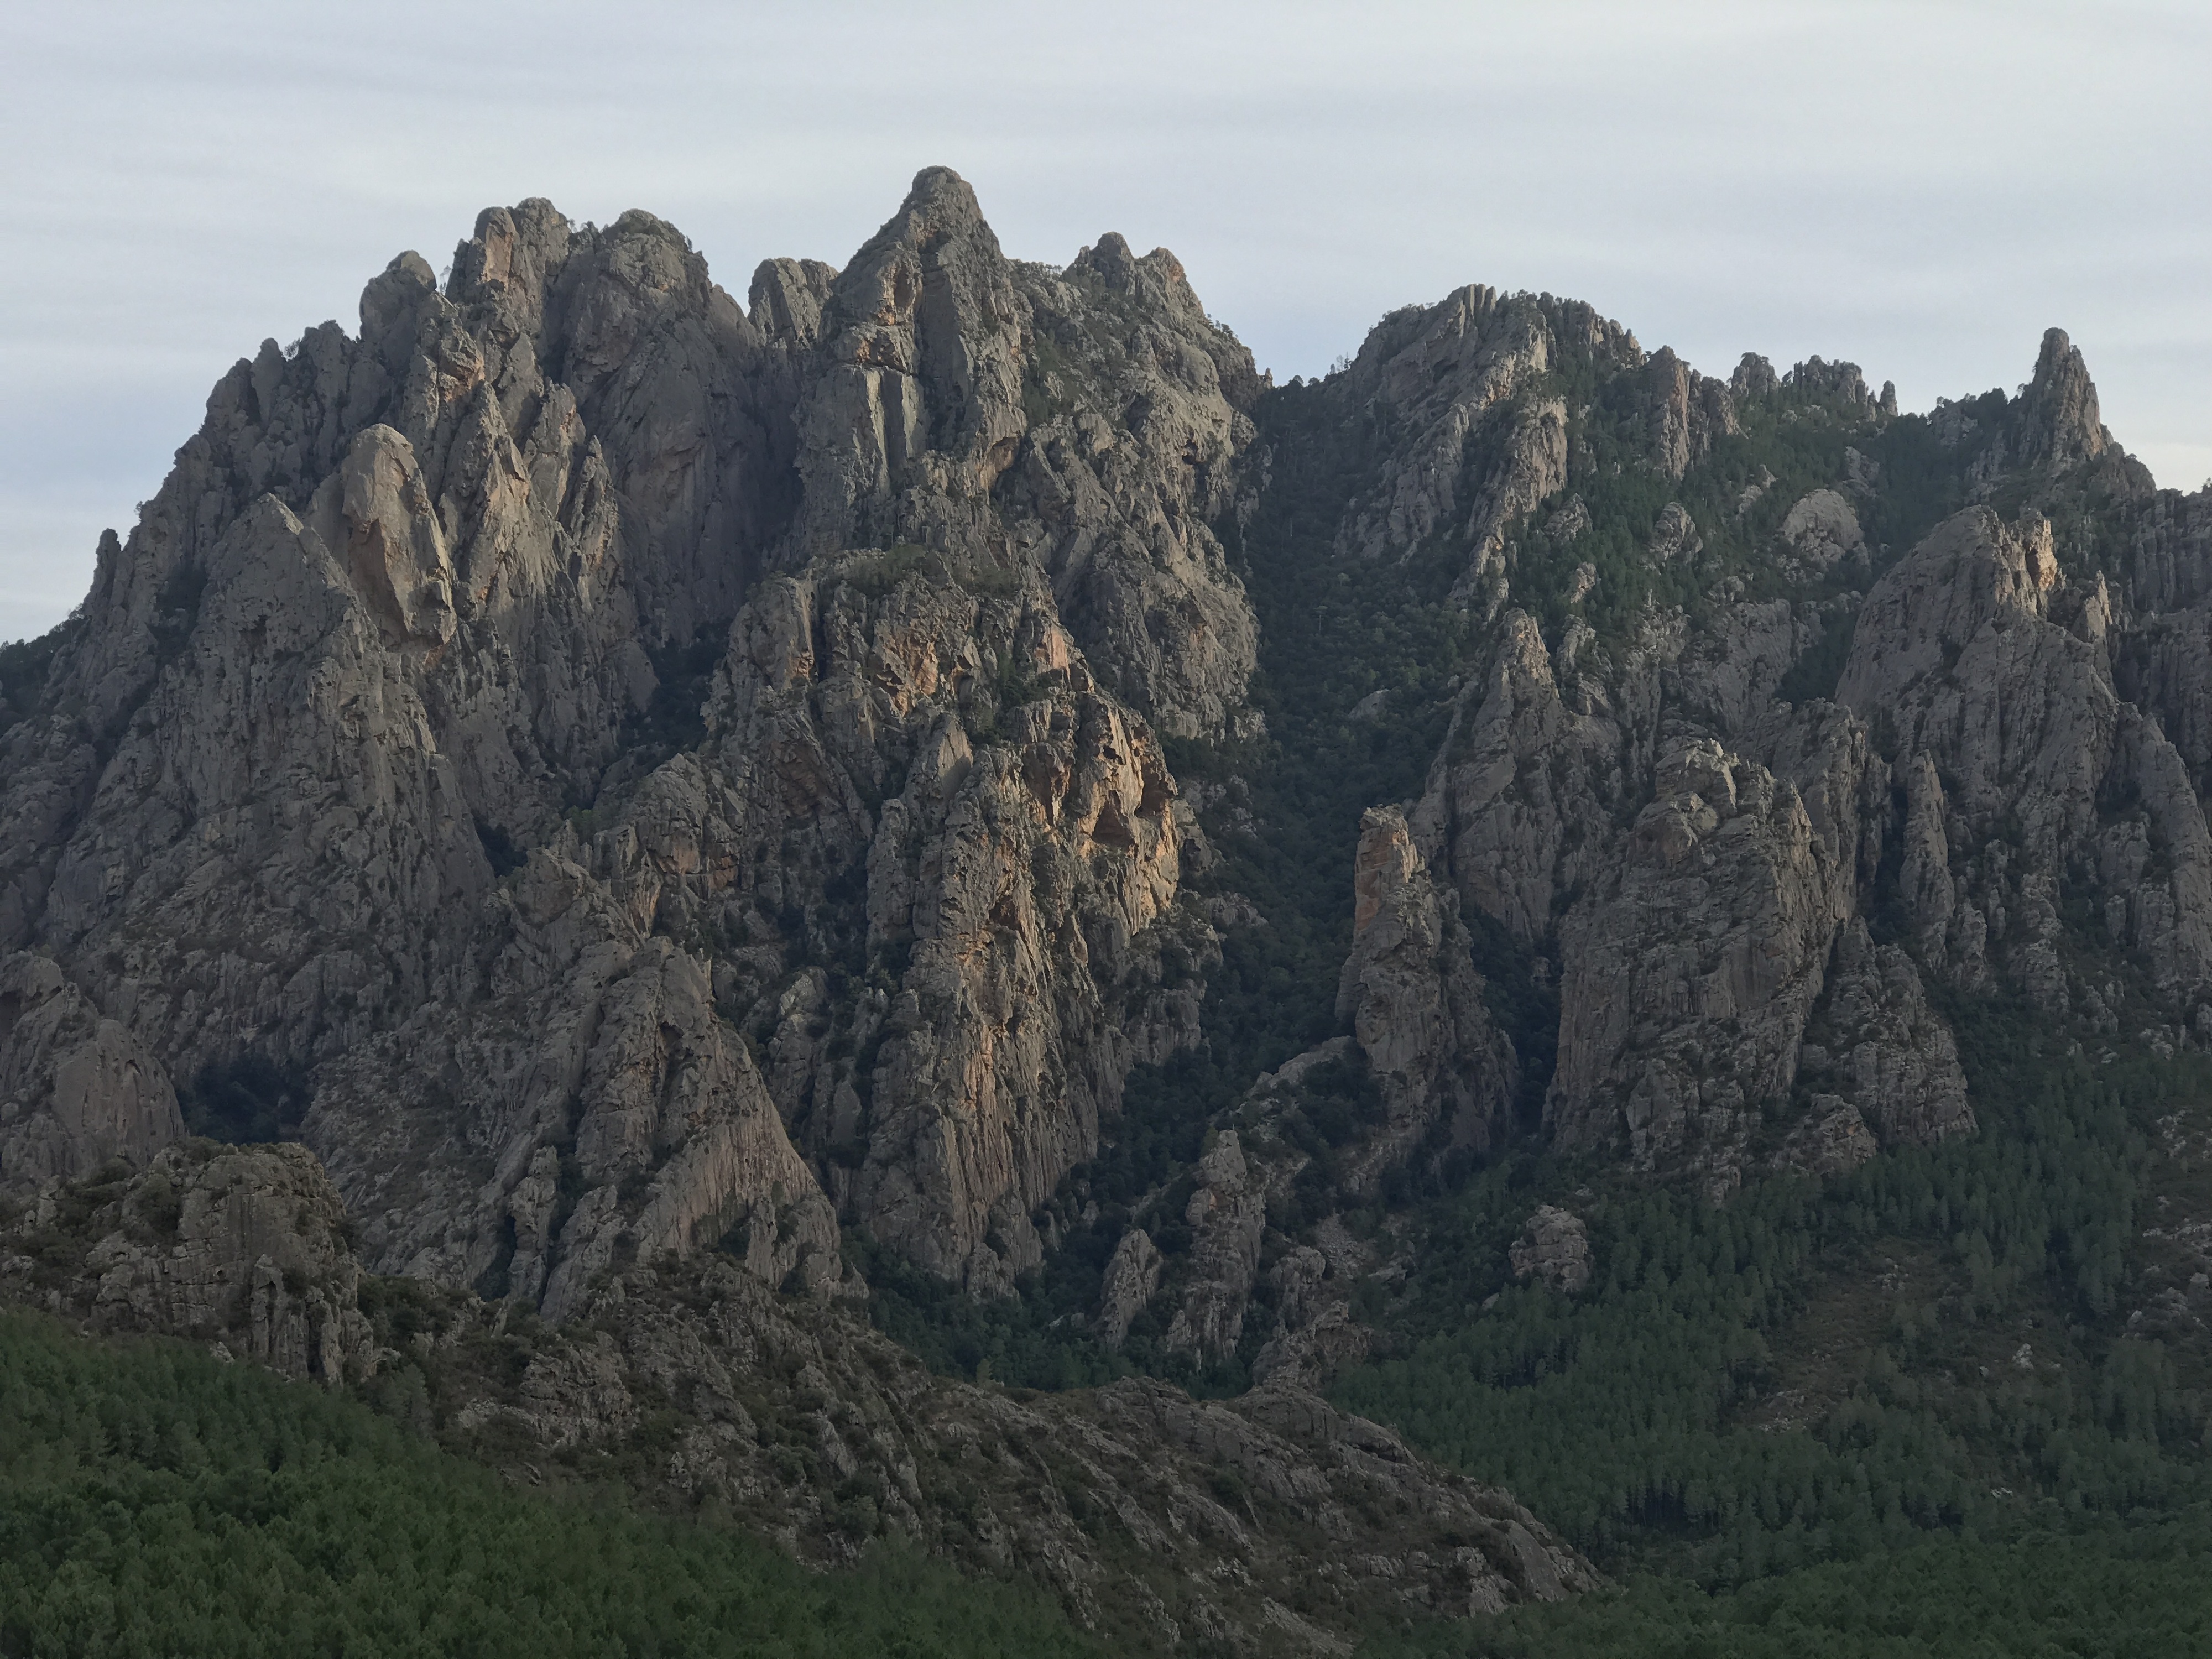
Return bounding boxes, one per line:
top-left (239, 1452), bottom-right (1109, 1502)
top-left (3, 0), bottom-right (2206, 637)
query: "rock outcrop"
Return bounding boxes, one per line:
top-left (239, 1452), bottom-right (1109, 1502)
top-left (1839, 507), bottom-right (2212, 1007)
top-left (294, 547), bottom-right (1208, 1307)
top-left (1777, 489), bottom-right (1869, 582)
top-left (3, 1140), bottom-right (374, 1382)
top-left (1317, 288), bottom-right (1685, 615)
top-left (1335, 806), bottom-right (1515, 1178)
top-left (1990, 327), bottom-right (2112, 476)
top-left (1412, 609), bottom-right (1629, 945)
top-left (1629, 347), bottom-right (1739, 481)
top-left (1546, 736), bottom-right (1856, 1193)
top-left (1097, 1225), bottom-right (1162, 1347)
top-left (680, 557), bottom-right (1202, 1291)
top-left (1251, 1242), bottom-right (1374, 1390)
top-left (0, 953), bottom-right (181, 1186)
top-left (1379, 321), bottom-right (2212, 1193)
top-left (306, 870), bottom-right (844, 1316)
top-left (1509, 1206), bottom-right (1591, 1294)
top-left (17, 180), bottom-right (2208, 1308)
top-left (22, 165), bottom-right (2212, 1647)
top-left (792, 170), bottom-right (1259, 737)
top-left (1164, 1130), bottom-right (1272, 1364)
top-left (1790, 920), bottom-right (1972, 1161)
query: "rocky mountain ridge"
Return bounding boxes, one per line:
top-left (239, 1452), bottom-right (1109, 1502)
top-left (4, 164), bottom-right (2212, 1645)
top-left (0, 168), bottom-right (1261, 1318)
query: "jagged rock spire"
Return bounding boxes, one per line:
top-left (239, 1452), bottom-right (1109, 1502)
top-left (2012, 326), bottom-right (2110, 469)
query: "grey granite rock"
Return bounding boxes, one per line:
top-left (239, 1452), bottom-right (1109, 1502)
top-left (0, 953), bottom-right (181, 1188)
top-left (1509, 1205), bottom-right (1591, 1294)
top-left (0, 170), bottom-right (1256, 1308)
top-left (1097, 1225), bottom-right (1163, 1347)
top-left (1165, 1131), bottom-right (1271, 1364)
top-left (1547, 735), bottom-right (1855, 1195)
top-left (4, 1140), bottom-right (374, 1383)
top-left (1335, 806), bottom-right (1515, 1178)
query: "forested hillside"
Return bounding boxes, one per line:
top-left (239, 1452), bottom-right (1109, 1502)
top-left (1373, 1516), bottom-right (2212, 1657)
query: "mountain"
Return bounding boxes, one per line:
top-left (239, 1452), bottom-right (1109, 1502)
top-left (4, 166), bottom-right (2212, 1652)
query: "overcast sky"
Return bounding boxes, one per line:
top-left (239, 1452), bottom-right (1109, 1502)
top-left (4, 0), bottom-right (2206, 639)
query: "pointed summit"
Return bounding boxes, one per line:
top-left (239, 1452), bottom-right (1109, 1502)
top-left (901, 163), bottom-right (984, 221)
top-left (2011, 326), bottom-right (2109, 469)
top-left (837, 165), bottom-right (997, 294)
top-left (818, 164), bottom-right (1013, 351)
top-left (1073, 229), bottom-right (1139, 288)
top-left (797, 164), bottom-right (1028, 530)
